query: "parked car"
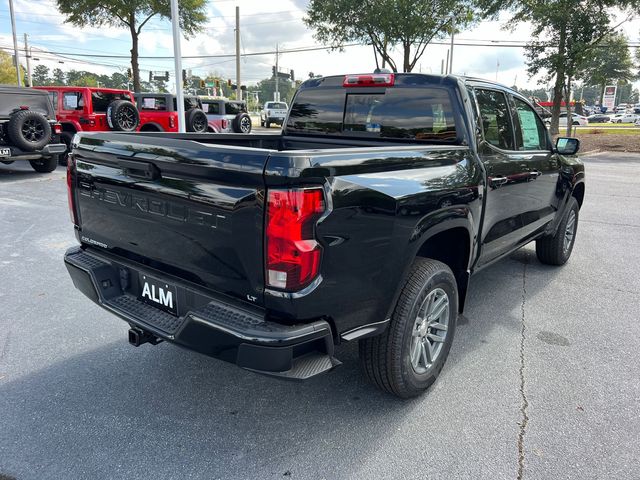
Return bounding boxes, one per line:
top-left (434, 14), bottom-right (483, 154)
top-left (200, 97), bottom-right (252, 133)
top-left (0, 86), bottom-right (65, 172)
top-left (546, 113), bottom-right (588, 126)
top-left (135, 93), bottom-right (208, 133)
top-left (609, 113), bottom-right (639, 123)
top-left (614, 104), bottom-right (629, 113)
top-left (260, 101), bottom-right (289, 128)
top-left (587, 114), bottom-right (610, 123)
top-left (34, 86), bottom-right (139, 162)
top-left (64, 73), bottom-right (584, 398)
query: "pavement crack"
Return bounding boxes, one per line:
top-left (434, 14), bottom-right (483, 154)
top-left (517, 252), bottom-right (530, 480)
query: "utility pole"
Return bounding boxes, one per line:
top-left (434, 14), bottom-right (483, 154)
top-left (8, 0), bottom-right (22, 86)
top-left (441, 59), bottom-right (444, 75)
top-left (274, 44), bottom-right (279, 102)
top-left (24, 34), bottom-right (32, 87)
top-left (235, 6), bottom-right (241, 101)
top-left (170, 0), bottom-right (185, 132)
top-left (445, 50), bottom-right (449, 75)
top-left (448, 16), bottom-right (455, 74)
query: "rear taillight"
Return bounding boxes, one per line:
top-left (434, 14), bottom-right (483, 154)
top-left (67, 154), bottom-right (78, 226)
top-left (169, 116), bottom-right (175, 129)
top-left (266, 187), bottom-right (325, 291)
top-left (343, 73), bottom-right (395, 87)
top-left (53, 123), bottom-right (62, 134)
top-left (221, 119), bottom-right (228, 129)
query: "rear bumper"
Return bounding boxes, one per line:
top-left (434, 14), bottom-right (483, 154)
top-left (5, 142), bottom-right (66, 160)
top-left (64, 246), bottom-right (340, 379)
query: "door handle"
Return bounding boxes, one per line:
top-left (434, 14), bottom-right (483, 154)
top-left (489, 176), bottom-right (508, 187)
top-left (117, 158), bottom-right (161, 180)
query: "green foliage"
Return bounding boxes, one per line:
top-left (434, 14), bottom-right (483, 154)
top-left (493, 0), bottom-right (639, 133)
top-left (255, 77), bottom-right (296, 105)
top-left (55, 0), bottom-right (207, 91)
top-left (0, 50), bottom-right (26, 85)
top-left (576, 32), bottom-right (635, 97)
top-left (305, 0), bottom-right (478, 72)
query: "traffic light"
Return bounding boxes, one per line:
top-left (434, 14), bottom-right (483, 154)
top-left (199, 79), bottom-right (205, 88)
top-left (127, 68), bottom-right (132, 80)
top-left (182, 69), bottom-right (187, 82)
top-left (290, 70), bottom-right (294, 82)
top-left (164, 71), bottom-right (169, 81)
top-left (149, 71), bottom-right (152, 83)
top-left (272, 66), bottom-right (276, 77)
top-left (227, 79), bottom-right (232, 87)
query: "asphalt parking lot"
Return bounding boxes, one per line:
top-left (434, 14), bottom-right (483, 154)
top-left (1, 152), bottom-right (638, 480)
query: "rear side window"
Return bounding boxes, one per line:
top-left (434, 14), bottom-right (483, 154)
top-left (172, 97), bottom-right (201, 111)
top-left (140, 96), bottom-right (167, 111)
top-left (475, 89), bottom-right (515, 150)
top-left (63, 92), bottom-right (83, 111)
top-left (287, 87), bottom-right (457, 141)
top-left (225, 102), bottom-right (245, 115)
top-left (267, 102), bottom-right (287, 109)
top-left (91, 92), bottom-right (130, 112)
top-left (202, 102), bottom-right (221, 114)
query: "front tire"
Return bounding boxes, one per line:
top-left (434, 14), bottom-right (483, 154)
top-left (536, 196), bottom-right (579, 265)
top-left (359, 258), bottom-right (458, 398)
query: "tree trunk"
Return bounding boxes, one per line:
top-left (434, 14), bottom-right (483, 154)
top-left (565, 75), bottom-right (573, 137)
top-left (129, 15), bottom-right (140, 92)
top-left (403, 40), bottom-right (411, 72)
top-left (550, 25), bottom-right (568, 136)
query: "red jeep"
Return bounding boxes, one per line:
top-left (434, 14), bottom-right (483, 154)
top-left (135, 93), bottom-right (208, 133)
top-left (34, 86), bottom-right (140, 156)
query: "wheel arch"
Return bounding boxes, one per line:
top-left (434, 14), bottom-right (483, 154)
top-left (415, 225), bottom-right (472, 313)
top-left (572, 181), bottom-right (585, 209)
top-left (139, 122), bottom-right (164, 132)
top-left (60, 122), bottom-right (78, 133)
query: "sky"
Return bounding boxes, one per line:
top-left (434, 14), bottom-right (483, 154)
top-left (1, 0), bottom-right (639, 97)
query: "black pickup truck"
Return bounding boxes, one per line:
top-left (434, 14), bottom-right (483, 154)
top-left (64, 73), bottom-right (585, 398)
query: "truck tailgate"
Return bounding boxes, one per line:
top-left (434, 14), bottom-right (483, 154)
top-left (72, 133), bottom-right (269, 305)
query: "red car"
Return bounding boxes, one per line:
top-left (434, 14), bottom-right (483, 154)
top-left (135, 93), bottom-right (208, 133)
top-left (33, 86), bottom-right (139, 156)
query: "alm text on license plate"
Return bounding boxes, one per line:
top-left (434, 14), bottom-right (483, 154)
top-left (139, 273), bottom-right (178, 315)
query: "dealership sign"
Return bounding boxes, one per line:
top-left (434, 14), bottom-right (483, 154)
top-left (602, 85), bottom-right (617, 111)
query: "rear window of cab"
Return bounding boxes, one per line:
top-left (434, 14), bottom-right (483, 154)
top-left (286, 87), bottom-right (457, 141)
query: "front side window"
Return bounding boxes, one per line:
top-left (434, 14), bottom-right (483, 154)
top-left (475, 89), bottom-right (515, 150)
top-left (513, 97), bottom-right (547, 150)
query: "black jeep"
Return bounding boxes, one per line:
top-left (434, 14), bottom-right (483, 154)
top-left (0, 86), bottom-right (66, 172)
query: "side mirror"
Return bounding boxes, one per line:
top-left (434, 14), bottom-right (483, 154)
top-left (555, 137), bottom-right (580, 155)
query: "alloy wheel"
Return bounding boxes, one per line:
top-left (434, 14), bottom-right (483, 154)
top-left (410, 287), bottom-right (450, 374)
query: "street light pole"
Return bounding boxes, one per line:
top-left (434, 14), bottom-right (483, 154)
top-left (8, 0), bottom-right (22, 86)
top-left (235, 6), bottom-right (241, 101)
top-left (24, 34), bottom-right (32, 87)
top-left (170, 0), bottom-right (185, 132)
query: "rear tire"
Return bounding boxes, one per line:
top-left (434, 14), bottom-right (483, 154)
top-left (359, 258), bottom-right (458, 398)
top-left (265, 120), bottom-right (271, 128)
top-left (59, 131), bottom-right (74, 166)
top-left (29, 155), bottom-right (58, 173)
top-left (536, 197), bottom-right (579, 265)
top-left (233, 113), bottom-right (252, 133)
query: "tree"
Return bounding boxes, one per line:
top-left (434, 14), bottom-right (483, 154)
top-left (576, 32), bottom-right (635, 103)
top-left (56, 0), bottom-right (207, 92)
top-left (492, 0), bottom-right (638, 135)
top-left (32, 65), bottom-right (52, 86)
top-left (305, 0), bottom-right (478, 73)
top-left (256, 76), bottom-right (295, 105)
top-left (52, 68), bottom-right (66, 85)
top-left (0, 50), bottom-right (25, 85)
